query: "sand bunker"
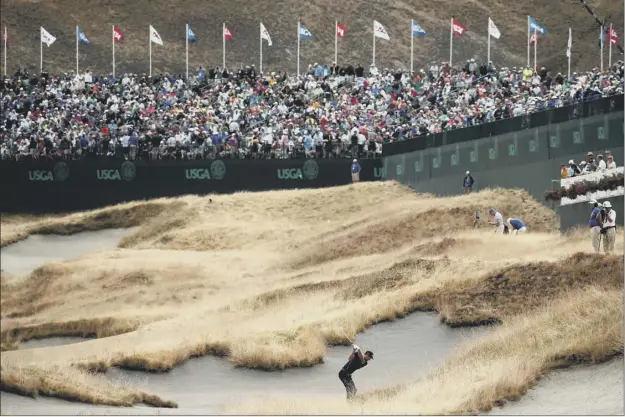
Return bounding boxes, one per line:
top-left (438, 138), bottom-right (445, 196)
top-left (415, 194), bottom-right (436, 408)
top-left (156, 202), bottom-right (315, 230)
top-left (1, 182), bottom-right (623, 413)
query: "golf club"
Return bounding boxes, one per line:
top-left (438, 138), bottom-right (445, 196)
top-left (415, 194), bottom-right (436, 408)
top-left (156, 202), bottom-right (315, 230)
top-left (340, 327), bottom-right (354, 344)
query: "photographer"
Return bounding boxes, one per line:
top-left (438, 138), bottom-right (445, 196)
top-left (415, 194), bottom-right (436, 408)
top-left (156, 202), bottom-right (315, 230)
top-left (588, 199), bottom-right (603, 253)
top-left (600, 201), bottom-right (617, 254)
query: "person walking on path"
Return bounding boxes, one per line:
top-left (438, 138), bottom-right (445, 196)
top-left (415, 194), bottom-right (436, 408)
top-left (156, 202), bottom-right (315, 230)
top-left (338, 344), bottom-right (374, 400)
top-left (463, 171), bottom-right (474, 193)
top-left (351, 159), bottom-right (361, 183)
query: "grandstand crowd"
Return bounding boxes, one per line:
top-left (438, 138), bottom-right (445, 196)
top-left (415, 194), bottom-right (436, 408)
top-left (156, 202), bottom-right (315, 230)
top-left (0, 60), bottom-right (623, 161)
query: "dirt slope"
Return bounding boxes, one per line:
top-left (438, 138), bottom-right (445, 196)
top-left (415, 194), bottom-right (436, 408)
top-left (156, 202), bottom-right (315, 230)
top-left (0, 0), bottom-right (622, 75)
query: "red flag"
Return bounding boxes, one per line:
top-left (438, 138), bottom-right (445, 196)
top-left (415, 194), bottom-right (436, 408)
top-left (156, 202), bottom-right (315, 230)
top-left (452, 19), bottom-right (466, 36)
top-left (529, 32), bottom-right (539, 45)
top-left (609, 25), bottom-right (620, 45)
top-left (224, 26), bottom-right (233, 40)
top-left (113, 26), bottom-right (124, 43)
top-left (336, 23), bottom-right (347, 38)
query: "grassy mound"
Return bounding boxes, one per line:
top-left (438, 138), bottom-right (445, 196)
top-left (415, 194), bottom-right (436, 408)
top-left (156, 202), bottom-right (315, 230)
top-left (0, 182), bottom-right (622, 411)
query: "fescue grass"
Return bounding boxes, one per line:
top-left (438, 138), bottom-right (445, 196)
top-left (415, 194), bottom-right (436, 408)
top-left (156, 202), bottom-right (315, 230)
top-left (0, 182), bottom-right (622, 410)
top-left (0, 361), bottom-right (177, 408)
top-left (224, 287), bottom-right (624, 415)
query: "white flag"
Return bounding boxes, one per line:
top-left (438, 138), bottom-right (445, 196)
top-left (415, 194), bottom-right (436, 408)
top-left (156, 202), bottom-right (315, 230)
top-left (566, 27), bottom-right (572, 58)
top-left (40, 27), bottom-right (56, 47)
top-left (374, 20), bottom-right (390, 40)
top-left (260, 22), bottom-right (272, 46)
top-left (488, 18), bottom-right (501, 39)
top-left (150, 25), bottom-right (163, 45)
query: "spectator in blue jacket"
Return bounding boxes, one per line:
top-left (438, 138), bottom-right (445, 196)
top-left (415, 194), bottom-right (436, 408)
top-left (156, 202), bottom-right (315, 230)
top-left (463, 171), bottom-right (474, 193)
top-left (588, 199), bottom-right (603, 252)
top-left (351, 159), bottom-right (361, 183)
top-left (506, 218), bottom-right (527, 234)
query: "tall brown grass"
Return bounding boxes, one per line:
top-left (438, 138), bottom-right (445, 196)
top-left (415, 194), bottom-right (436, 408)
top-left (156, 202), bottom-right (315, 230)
top-left (1, 182), bottom-right (622, 410)
top-left (225, 288), bottom-right (623, 415)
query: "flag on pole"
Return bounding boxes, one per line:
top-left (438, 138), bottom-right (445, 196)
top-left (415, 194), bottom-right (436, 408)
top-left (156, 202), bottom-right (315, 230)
top-left (261, 22), bottom-right (272, 45)
top-left (113, 26), bottom-right (124, 42)
top-left (608, 25), bottom-right (620, 45)
top-left (224, 25), bottom-right (233, 40)
top-left (452, 19), bottom-right (466, 36)
top-left (529, 32), bottom-right (539, 45)
top-left (77, 27), bottom-right (90, 44)
top-left (41, 27), bottom-right (56, 47)
top-left (187, 25), bottom-right (197, 41)
top-left (528, 16), bottom-right (548, 36)
top-left (374, 20), bottom-right (390, 40)
top-left (566, 27), bottom-right (572, 58)
top-left (488, 18), bottom-right (501, 39)
top-left (336, 23), bottom-right (347, 38)
top-left (299, 23), bottom-right (312, 39)
top-left (150, 25), bottom-right (163, 45)
top-left (412, 20), bottom-right (427, 36)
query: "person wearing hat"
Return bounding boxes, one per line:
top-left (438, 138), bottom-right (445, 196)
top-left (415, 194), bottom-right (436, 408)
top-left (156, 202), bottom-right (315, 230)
top-left (488, 208), bottom-right (505, 234)
top-left (506, 218), bottom-right (527, 234)
top-left (588, 198), bottom-right (603, 253)
top-left (600, 201), bottom-right (617, 253)
top-left (351, 158), bottom-right (361, 183)
top-left (338, 344), bottom-right (374, 401)
top-left (463, 170), bottom-right (474, 194)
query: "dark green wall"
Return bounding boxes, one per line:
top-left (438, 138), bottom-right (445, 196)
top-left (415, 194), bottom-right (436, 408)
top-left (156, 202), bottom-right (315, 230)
top-left (381, 108), bottom-right (623, 208)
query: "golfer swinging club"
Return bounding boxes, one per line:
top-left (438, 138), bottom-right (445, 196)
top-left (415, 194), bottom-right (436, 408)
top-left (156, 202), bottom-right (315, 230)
top-left (338, 343), bottom-right (374, 400)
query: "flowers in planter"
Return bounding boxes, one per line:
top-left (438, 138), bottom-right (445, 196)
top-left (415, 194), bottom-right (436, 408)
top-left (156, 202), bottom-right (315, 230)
top-left (545, 172), bottom-right (624, 201)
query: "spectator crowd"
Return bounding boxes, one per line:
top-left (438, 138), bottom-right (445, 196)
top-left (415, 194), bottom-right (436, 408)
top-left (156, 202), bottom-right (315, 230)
top-left (1, 59), bottom-right (623, 162)
top-left (561, 150), bottom-right (619, 178)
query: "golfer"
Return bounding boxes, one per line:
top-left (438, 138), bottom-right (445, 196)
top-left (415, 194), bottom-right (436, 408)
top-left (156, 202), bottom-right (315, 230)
top-left (506, 218), bottom-right (527, 234)
top-left (338, 344), bottom-right (374, 400)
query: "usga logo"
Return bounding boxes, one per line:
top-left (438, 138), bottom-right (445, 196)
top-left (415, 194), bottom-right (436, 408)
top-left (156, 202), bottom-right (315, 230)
top-left (373, 167), bottom-right (387, 178)
top-left (96, 161), bottom-right (136, 181)
top-left (184, 160), bottom-right (226, 180)
top-left (28, 162), bottom-right (70, 182)
top-left (277, 160), bottom-right (319, 180)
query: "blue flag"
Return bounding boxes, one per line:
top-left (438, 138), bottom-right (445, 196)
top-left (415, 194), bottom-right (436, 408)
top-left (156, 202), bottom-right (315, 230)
top-left (299, 23), bottom-right (312, 40)
top-left (528, 16), bottom-right (548, 35)
top-left (412, 20), bottom-right (427, 37)
top-left (77, 27), bottom-right (89, 45)
top-left (187, 25), bottom-right (197, 41)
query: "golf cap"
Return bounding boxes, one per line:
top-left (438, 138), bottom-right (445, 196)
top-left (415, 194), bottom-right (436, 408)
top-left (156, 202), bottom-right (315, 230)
top-left (466, 170), bottom-right (470, 175)
top-left (365, 350), bottom-right (374, 359)
top-left (589, 198), bottom-right (598, 204)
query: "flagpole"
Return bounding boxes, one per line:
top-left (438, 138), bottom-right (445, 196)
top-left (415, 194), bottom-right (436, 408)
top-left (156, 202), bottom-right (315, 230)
top-left (260, 23), bottom-right (263, 74)
top-left (222, 22), bottom-right (226, 70)
top-left (608, 24), bottom-right (612, 68)
top-left (186, 24), bottom-right (189, 80)
top-left (487, 18), bottom-right (491, 64)
top-left (410, 20), bottom-right (414, 73)
top-left (335, 20), bottom-right (338, 65)
top-left (533, 28), bottom-right (537, 71)
top-left (567, 28), bottom-right (571, 80)
top-left (527, 16), bottom-right (530, 68)
top-left (297, 21), bottom-right (300, 77)
top-left (40, 28), bottom-right (43, 74)
top-left (449, 17), bottom-right (453, 67)
top-left (76, 26), bottom-right (79, 75)
top-left (112, 25), bottom-right (115, 77)
top-left (372, 21), bottom-right (376, 67)
top-left (149, 26), bottom-right (152, 77)
top-left (3, 27), bottom-right (6, 77)
top-left (600, 25), bottom-right (604, 71)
